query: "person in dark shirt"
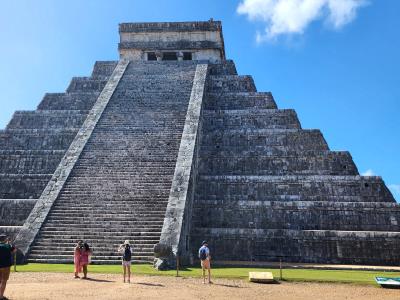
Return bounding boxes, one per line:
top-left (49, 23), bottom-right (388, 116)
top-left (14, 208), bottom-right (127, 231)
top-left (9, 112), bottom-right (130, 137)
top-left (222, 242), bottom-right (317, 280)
top-left (0, 234), bottom-right (16, 300)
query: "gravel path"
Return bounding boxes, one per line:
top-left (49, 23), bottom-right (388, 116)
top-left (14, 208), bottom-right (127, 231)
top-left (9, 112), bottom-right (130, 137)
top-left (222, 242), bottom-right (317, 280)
top-left (4, 272), bottom-right (397, 300)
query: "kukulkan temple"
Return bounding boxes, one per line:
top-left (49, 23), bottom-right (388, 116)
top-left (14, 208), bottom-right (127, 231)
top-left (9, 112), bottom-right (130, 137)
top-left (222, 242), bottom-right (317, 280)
top-left (0, 20), bottom-right (399, 268)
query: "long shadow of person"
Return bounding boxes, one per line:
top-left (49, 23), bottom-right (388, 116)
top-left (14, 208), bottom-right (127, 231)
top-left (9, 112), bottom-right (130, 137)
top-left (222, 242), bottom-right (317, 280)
top-left (212, 283), bottom-right (244, 288)
top-left (81, 278), bottom-right (115, 283)
top-left (135, 282), bottom-right (165, 287)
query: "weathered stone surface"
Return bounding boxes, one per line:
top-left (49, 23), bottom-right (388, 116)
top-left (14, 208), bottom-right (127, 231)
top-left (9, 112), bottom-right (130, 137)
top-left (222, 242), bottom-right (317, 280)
top-left (13, 60), bottom-right (128, 258)
top-left (191, 228), bottom-right (400, 265)
top-left (119, 20), bottom-right (224, 61)
top-left (189, 51), bottom-right (399, 266)
top-left (27, 61), bottom-right (198, 264)
top-left (155, 64), bottom-right (208, 269)
top-left (0, 199), bottom-right (36, 226)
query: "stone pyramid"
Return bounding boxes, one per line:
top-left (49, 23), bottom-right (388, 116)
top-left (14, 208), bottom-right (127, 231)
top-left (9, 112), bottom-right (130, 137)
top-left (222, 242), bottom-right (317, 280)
top-left (0, 20), bottom-right (398, 267)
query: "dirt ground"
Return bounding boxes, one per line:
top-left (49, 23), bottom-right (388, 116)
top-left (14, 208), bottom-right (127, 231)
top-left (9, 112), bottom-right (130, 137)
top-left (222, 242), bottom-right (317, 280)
top-left (4, 272), bottom-right (398, 300)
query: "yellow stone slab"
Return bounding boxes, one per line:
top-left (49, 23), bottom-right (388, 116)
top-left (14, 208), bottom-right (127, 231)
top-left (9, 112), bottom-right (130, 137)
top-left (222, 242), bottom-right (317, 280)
top-left (249, 272), bottom-right (274, 283)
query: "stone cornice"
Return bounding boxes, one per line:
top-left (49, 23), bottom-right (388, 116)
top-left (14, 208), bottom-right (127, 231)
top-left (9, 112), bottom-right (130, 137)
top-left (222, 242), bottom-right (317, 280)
top-left (119, 21), bottom-right (222, 33)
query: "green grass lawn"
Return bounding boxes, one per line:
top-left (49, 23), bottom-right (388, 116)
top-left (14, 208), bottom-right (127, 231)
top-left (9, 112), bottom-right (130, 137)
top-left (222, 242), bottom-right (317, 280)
top-left (11, 263), bottom-right (400, 286)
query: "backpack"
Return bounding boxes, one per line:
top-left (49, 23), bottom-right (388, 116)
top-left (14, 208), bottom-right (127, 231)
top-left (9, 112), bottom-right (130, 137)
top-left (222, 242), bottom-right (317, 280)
top-left (123, 245), bottom-right (132, 261)
top-left (199, 247), bottom-right (207, 261)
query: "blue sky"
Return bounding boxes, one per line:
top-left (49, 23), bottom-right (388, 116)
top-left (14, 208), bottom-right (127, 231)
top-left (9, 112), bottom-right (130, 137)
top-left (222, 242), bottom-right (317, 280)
top-left (0, 0), bottom-right (399, 200)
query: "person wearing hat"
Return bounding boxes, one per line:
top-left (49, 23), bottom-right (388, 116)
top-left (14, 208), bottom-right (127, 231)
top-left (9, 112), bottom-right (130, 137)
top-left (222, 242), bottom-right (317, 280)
top-left (198, 241), bottom-right (212, 284)
top-left (118, 240), bottom-right (132, 283)
top-left (0, 234), bottom-right (16, 300)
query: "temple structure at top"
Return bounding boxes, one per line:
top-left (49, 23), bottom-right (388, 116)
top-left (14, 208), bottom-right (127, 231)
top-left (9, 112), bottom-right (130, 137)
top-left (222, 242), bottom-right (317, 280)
top-left (118, 19), bottom-right (225, 61)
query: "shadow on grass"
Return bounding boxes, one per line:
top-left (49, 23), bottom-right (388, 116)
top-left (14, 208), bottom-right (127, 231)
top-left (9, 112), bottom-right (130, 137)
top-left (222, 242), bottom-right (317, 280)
top-left (176, 267), bottom-right (191, 271)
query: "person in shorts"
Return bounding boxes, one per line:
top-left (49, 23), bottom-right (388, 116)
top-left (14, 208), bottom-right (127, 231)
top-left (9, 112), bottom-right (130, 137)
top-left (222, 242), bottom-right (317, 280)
top-left (198, 241), bottom-right (212, 284)
top-left (0, 234), bottom-right (16, 300)
top-left (118, 240), bottom-right (132, 283)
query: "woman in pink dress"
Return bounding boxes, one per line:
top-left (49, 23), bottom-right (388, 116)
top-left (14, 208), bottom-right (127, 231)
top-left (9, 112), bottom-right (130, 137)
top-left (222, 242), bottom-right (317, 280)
top-left (74, 240), bottom-right (83, 278)
top-left (80, 243), bottom-right (92, 279)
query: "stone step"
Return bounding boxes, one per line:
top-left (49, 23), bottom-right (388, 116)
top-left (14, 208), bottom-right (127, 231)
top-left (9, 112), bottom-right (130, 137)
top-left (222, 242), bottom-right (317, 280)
top-left (0, 226), bottom-right (22, 240)
top-left (193, 200), bottom-right (400, 232)
top-left (66, 77), bottom-right (108, 93)
top-left (208, 60), bottom-right (237, 76)
top-left (197, 175), bottom-right (395, 203)
top-left (0, 129), bottom-right (77, 150)
top-left (191, 228), bottom-right (400, 265)
top-left (33, 239), bottom-right (159, 247)
top-left (200, 129), bottom-right (328, 151)
top-left (204, 92), bottom-right (277, 110)
top-left (28, 255), bottom-right (154, 262)
top-left (67, 169), bottom-right (174, 175)
top-left (29, 247), bottom-right (154, 255)
top-left (41, 223), bottom-right (163, 230)
top-left (27, 258), bottom-right (152, 264)
top-left (207, 75), bottom-right (256, 92)
top-left (0, 174), bottom-right (51, 199)
top-left (200, 148), bottom-right (345, 157)
top-left (0, 199), bottom-right (36, 226)
top-left (0, 151), bottom-right (65, 174)
top-left (56, 193), bottom-right (169, 199)
top-left (123, 60), bottom-right (197, 71)
top-left (32, 241), bottom-right (156, 248)
top-left (91, 61), bottom-right (118, 79)
top-left (46, 212), bottom-right (166, 219)
top-left (47, 211), bottom-right (166, 217)
top-left (45, 216), bottom-right (166, 222)
top-left (39, 228), bottom-right (162, 235)
top-left (6, 110), bottom-right (87, 130)
top-left (75, 154), bottom-right (177, 162)
top-left (36, 235), bottom-right (161, 241)
top-left (51, 200), bottom-right (169, 205)
top-left (53, 196), bottom-right (168, 201)
top-left (51, 204), bottom-right (167, 209)
top-left (202, 109), bottom-right (301, 130)
top-left (27, 254), bottom-right (154, 261)
top-left (49, 206), bottom-right (167, 212)
top-left (38, 92), bottom-right (98, 111)
top-left (45, 218), bottom-right (165, 224)
top-left (72, 164), bottom-right (175, 170)
top-left (198, 151), bottom-right (358, 176)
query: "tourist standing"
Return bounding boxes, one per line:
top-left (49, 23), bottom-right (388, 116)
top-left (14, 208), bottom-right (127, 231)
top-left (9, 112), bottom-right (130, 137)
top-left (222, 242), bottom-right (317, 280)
top-left (80, 243), bottom-right (92, 279)
top-left (118, 240), bottom-right (132, 283)
top-left (74, 240), bottom-right (83, 278)
top-left (0, 234), bottom-right (16, 300)
top-left (198, 241), bottom-right (212, 284)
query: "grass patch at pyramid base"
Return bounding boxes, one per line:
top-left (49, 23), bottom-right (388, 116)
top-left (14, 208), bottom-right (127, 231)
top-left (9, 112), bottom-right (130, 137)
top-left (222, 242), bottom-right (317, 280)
top-left (11, 263), bottom-right (400, 286)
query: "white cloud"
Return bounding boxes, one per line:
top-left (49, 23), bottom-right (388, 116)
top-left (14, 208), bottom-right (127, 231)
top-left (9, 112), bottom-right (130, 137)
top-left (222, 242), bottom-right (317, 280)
top-left (361, 169), bottom-right (375, 176)
top-left (237, 0), bottom-right (368, 42)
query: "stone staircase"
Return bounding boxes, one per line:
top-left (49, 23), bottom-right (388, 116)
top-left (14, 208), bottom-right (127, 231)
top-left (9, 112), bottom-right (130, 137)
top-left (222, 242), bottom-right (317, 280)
top-left (0, 61), bottom-right (116, 240)
top-left (190, 61), bottom-right (400, 265)
top-left (28, 61), bottom-right (197, 264)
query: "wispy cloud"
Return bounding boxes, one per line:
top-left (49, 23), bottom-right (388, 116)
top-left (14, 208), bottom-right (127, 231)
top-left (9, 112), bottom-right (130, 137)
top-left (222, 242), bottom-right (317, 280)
top-left (237, 0), bottom-right (368, 42)
top-left (361, 169), bottom-right (375, 176)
